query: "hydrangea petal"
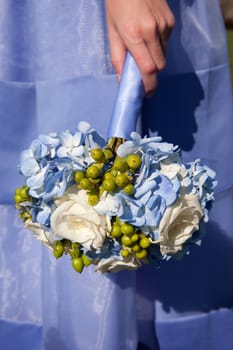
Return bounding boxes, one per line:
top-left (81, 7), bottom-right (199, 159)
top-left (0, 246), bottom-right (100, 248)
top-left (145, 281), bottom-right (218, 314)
top-left (20, 157), bottom-right (40, 177)
top-left (31, 140), bottom-right (49, 159)
top-left (37, 206), bottom-right (51, 226)
top-left (26, 165), bottom-right (49, 189)
top-left (59, 131), bottom-right (73, 147)
top-left (77, 121), bottom-right (91, 133)
top-left (39, 133), bottom-right (60, 148)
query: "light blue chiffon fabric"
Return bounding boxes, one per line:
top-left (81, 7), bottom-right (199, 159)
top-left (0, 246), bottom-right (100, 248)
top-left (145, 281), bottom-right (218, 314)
top-left (0, 1), bottom-right (233, 349)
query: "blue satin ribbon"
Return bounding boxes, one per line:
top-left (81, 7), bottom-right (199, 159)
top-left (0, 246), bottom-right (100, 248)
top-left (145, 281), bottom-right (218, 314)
top-left (107, 53), bottom-right (145, 139)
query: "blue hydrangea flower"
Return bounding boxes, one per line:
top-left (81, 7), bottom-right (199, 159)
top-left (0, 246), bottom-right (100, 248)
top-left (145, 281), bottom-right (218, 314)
top-left (56, 131), bottom-right (85, 158)
top-left (186, 160), bottom-right (217, 221)
top-left (117, 131), bottom-right (163, 157)
top-left (39, 132), bottom-right (61, 148)
top-left (16, 122), bottom-right (217, 273)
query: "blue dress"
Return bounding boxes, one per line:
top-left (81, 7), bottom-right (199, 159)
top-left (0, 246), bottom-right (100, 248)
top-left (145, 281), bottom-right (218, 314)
top-left (0, 1), bottom-right (232, 349)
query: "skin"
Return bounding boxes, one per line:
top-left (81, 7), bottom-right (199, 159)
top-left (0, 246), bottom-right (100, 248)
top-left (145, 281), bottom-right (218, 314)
top-left (105, 0), bottom-right (175, 94)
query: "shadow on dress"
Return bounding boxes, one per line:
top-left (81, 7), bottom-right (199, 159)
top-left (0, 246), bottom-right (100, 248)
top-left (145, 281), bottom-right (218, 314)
top-left (136, 1), bottom-right (231, 349)
top-left (44, 327), bottom-right (69, 350)
top-left (141, 0), bottom-right (204, 153)
top-left (136, 219), bottom-right (233, 313)
top-left (141, 71), bottom-right (204, 152)
top-left (137, 341), bottom-right (160, 350)
top-left (136, 219), bottom-right (233, 350)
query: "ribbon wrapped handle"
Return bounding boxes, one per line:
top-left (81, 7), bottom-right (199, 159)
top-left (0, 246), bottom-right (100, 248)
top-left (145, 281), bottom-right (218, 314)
top-left (107, 53), bottom-right (145, 139)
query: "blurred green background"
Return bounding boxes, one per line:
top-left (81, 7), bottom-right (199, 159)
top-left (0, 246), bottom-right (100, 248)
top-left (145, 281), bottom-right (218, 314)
top-left (227, 30), bottom-right (233, 84)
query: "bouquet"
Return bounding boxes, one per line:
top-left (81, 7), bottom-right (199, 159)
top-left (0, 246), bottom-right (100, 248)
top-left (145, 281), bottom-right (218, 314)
top-left (14, 54), bottom-right (217, 273)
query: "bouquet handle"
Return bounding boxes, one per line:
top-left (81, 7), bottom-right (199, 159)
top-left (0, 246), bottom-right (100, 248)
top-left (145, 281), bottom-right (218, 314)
top-left (107, 53), bottom-right (145, 139)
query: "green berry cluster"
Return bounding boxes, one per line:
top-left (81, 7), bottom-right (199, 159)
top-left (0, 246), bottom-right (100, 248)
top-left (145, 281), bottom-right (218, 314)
top-left (110, 218), bottom-right (151, 261)
top-left (14, 186), bottom-right (32, 221)
top-left (74, 147), bottom-right (142, 206)
top-left (53, 240), bottom-right (92, 273)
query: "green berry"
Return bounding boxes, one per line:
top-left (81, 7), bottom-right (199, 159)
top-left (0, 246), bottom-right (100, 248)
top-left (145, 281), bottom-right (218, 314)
top-left (79, 178), bottom-right (94, 190)
top-left (121, 235), bottom-right (132, 246)
top-left (110, 168), bottom-right (118, 177)
top-left (113, 157), bottom-right (128, 172)
top-left (115, 173), bottom-right (129, 188)
top-left (140, 237), bottom-right (151, 249)
top-left (126, 154), bottom-right (142, 170)
top-left (102, 178), bottom-right (117, 192)
top-left (53, 241), bottom-right (64, 259)
top-left (15, 188), bottom-right (21, 196)
top-left (88, 193), bottom-right (99, 206)
top-left (20, 186), bottom-right (29, 200)
top-left (135, 249), bottom-right (147, 259)
top-left (86, 165), bottom-right (101, 179)
top-left (89, 178), bottom-right (101, 185)
top-left (121, 249), bottom-right (130, 258)
top-left (72, 257), bottom-right (84, 273)
top-left (131, 233), bottom-right (139, 242)
top-left (71, 242), bottom-right (80, 249)
top-left (69, 242), bottom-right (81, 258)
top-left (14, 186), bottom-right (30, 203)
top-left (104, 172), bottom-right (114, 180)
top-left (74, 171), bottom-right (85, 183)
top-left (82, 254), bottom-right (92, 266)
top-left (94, 162), bottom-right (104, 170)
top-left (90, 148), bottom-right (105, 161)
top-left (111, 224), bottom-right (122, 238)
top-left (14, 193), bottom-right (22, 204)
top-left (121, 223), bottom-right (134, 235)
top-left (19, 211), bottom-right (31, 220)
top-left (99, 186), bottom-right (105, 196)
top-left (132, 243), bottom-right (141, 252)
top-left (122, 183), bottom-right (135, 196)
top-left (103, 148), bottom-right (114, 160)
top-left (115, 217), bottom-right (122, 225)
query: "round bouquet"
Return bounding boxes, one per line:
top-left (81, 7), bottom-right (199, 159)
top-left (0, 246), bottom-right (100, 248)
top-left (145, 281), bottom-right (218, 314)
top-left (14, 55), bottom-right (217, 273)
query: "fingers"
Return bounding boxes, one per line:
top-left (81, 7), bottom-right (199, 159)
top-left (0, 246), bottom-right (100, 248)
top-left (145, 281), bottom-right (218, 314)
top-left (123, 34), bottom-right (159, 94)
top-left (108, 15), bottom-right (159, 94)
top-left (132, 44), bottom-right (159, 95)
top-left (150, 0), bottom-right (175, 48)
top-left (121, 11), bottom-right (164, 94)
top-left (139, 12), bottom-right (166, 71)
top-left (107, 19), bottom-right (126, 79)
top-left (105, 0), bottom-right (175, 94)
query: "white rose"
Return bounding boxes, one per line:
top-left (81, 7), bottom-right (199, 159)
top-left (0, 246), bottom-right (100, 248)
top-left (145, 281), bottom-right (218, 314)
top-left (50, 189), bottom-right (110, 250)
top-left (25, 220), bottom-right (53, 249)
top-left (158, 193), bottom-right (203, 255)
top-left (95, 254), bottom-right (142, 273)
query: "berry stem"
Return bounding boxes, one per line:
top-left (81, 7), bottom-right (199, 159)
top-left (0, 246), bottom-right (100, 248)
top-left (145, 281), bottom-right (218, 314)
top-left (107, 137), bottom-right (126, 154)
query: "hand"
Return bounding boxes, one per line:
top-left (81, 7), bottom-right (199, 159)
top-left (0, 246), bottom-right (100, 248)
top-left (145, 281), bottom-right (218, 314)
top-left (105, 0), bottom-right (175, 94)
